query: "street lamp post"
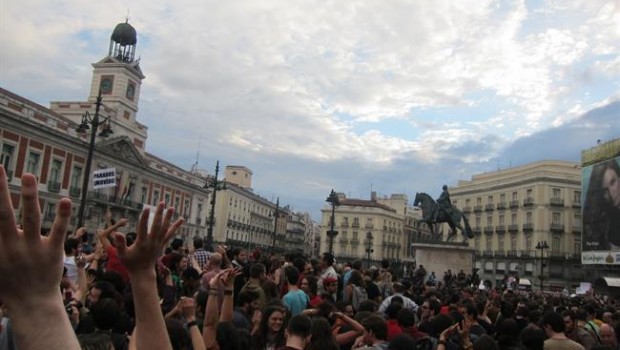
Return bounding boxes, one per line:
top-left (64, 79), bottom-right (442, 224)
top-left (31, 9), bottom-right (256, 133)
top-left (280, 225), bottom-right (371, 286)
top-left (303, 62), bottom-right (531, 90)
top-left (204, 161), bottom-right (226, 251)
top-left (365, 231), bottom-right (374, 269)
top-left (75, 90), bottom-right (113, 229)
top-left (536, 241), bottom-right (550, 291)
top-left (271, 197), bottom-right (280, 252)
top-left (325, 189), bottom-right (340, 255)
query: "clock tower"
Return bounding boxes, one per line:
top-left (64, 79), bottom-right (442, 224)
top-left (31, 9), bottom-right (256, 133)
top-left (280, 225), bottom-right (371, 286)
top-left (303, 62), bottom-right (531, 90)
top-left (88, 20), bottom-right (147, 150)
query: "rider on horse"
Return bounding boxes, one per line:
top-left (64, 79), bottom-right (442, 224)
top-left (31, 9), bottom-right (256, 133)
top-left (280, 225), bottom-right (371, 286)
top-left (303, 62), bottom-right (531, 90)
top-left (432, 185), bottom-right (452, 222)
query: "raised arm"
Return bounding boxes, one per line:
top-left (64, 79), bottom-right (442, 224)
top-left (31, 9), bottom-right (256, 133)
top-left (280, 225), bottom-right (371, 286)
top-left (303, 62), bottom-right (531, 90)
top-left (220, 268), bottom-right (242, 323)
top-left (97, 218), bottom-right (128, 249)
top-left (0, 169), bottom-right (80, 350)
top-left (203, 269), bottom-right (228, 349)
top-left (114, 202), bottom-right (184, 350)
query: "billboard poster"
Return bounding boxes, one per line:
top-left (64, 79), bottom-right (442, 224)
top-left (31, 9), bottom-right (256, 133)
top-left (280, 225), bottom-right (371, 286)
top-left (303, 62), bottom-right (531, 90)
top-left (92, 168), bottom-right (116, 189)
top-left (582, 156), bottom-right (620, 264)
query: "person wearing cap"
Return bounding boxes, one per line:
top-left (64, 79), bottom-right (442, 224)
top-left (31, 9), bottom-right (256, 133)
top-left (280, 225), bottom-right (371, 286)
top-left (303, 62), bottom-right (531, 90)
top-left (321, 276), bottom-right (339, 304)
top-left (318, 253), bottom-right (338, 297)
top-left (378, 282), bottom-right (418, 315)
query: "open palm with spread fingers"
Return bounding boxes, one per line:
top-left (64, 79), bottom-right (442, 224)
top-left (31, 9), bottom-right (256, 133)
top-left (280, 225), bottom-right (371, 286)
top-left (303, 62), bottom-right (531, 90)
top-left (114, 201), bottom-right (184, 274)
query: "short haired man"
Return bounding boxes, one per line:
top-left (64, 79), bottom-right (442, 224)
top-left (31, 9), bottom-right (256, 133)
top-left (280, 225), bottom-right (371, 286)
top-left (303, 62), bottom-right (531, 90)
top-left (192, 237), bottom-right (210, 271)
top-left (277, 314), bottom-right (312, 350)
top-left (542, 311), bottom-right (585, 350)
top-left (63, 238), bottom-right (80, 284)
top-left (240, 263), bottom-right (267, 308)
top-left (318, 253), bottom-right (337, 297)
top-left (353, 315), bottom-right (389, 349)
top-left (599, 323), bottom-right (619, 349)
top-left (563, 309), bottom-right (597, 350)
top-left (282, 266), bottom-right (309, 317)
top-left (232, 289), bottom-right (261, 332)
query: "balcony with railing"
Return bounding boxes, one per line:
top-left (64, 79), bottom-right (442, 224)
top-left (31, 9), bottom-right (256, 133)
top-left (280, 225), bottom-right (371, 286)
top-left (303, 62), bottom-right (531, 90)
top-left (495, 250), bottom-right (505, 257)
top-left (508, 224), bottom-right (519, 233)
top-left (339, 237), bottom-right (349, 245)
top-left (523, 197), bottom-right (535, 206)
top-left (86, 191), bottom-right (143, 211)
top-left (495, 225), bottom-right (506, 234)
top-left (474, 205), bottom-right (483, 212)
top-left (350, 238), bottom-right (360, 245)
top-left (550, 197), bottom-right (564, 207)
top-left (482, 250), bottom-right (494, 257)
top-left (341, 222), bottom-right (349, 228)
top-left (351, 222), bottom-right (360, 228)
top-left (523, 223), bottom-right (534, 231)
top-left (473, 226), bottom-right (482, 235)
top-left (484, 226), bottom-right (494, 234)
top-left (48, 181), bottom-right (61, 193)
top-left (496, 202), bottom-right (507, 210)
top-left (507, 250), bottom-right (518, 257)
top-left (550, 223), bottom-right (565, 233)
top-left (509, 200), bottom-right (519, 208)
top-left (485, 204), bottom-right (495, 211)
top-left (462, 206), bottom-right (472, 214)
top-left (572, 201), bottom-right (581, 208)
top-left (572, 225), bottom-right (582, 233)
top-left (365, 224), bottom-right (374, 229)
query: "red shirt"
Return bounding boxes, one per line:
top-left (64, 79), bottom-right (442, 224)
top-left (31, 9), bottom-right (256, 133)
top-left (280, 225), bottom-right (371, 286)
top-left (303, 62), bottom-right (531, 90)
top-left (105, 245), bottom-right (129, 283)
top-left (386, 319), bottom-right (403, 341)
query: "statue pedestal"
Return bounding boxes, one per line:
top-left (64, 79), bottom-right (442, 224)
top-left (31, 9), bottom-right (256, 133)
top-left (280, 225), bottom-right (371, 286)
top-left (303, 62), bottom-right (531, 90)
top-left (411, 242), bottom-right (475, 277)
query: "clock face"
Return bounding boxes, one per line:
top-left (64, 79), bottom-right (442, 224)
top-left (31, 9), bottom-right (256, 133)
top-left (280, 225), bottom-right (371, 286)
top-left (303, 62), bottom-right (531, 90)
top-left (126, 82), bottom-right (135, 100)
top-left (100, 77), bottom-right (113, 94)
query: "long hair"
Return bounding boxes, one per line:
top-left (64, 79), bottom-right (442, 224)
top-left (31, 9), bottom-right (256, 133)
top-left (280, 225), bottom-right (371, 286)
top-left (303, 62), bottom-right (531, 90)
top-left (252, 305), bottom-right (286, 350)
top-left (307, 317), bottom-right (339, 350)
top-left (583, 158), bottom-right (620, 249)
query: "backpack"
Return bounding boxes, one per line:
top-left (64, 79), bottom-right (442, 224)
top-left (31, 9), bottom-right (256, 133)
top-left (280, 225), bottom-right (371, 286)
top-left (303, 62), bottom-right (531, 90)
top-left (351, 285), bottom-right (368, 310)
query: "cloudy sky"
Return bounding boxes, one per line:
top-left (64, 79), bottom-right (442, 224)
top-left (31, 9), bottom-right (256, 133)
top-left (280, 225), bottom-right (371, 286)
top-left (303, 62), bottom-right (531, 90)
top-left (2, 0), bottom-right (619, 220)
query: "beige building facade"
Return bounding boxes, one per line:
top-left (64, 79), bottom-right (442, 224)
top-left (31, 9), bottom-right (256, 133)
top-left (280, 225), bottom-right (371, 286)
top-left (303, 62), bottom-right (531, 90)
top-left (450, 160), bottom-right (584, 290)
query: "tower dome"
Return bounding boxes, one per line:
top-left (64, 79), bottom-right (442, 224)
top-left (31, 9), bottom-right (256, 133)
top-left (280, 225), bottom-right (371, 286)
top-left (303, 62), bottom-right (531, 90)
top-left (111, 21), bottom-right (137, 46)
top-left (108, 20), bottom-right (137, 62)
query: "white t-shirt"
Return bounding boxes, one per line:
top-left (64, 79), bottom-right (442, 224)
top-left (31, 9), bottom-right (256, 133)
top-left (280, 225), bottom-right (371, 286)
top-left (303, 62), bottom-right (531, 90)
top-left (63, 255), bottom-right (78, 285)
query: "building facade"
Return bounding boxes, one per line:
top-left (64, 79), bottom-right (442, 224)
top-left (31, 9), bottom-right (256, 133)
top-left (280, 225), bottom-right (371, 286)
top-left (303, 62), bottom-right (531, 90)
top-left (320, 192), bottom-right (420, 266)
top-left (0, 22), bottom-right (315, 250)
top-left (450, 160), bottom-right (584, 290)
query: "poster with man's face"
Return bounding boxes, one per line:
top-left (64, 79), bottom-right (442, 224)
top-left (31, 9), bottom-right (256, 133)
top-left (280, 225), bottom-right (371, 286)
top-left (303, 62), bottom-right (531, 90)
top-left (581, 156), bottom-right (620, 264)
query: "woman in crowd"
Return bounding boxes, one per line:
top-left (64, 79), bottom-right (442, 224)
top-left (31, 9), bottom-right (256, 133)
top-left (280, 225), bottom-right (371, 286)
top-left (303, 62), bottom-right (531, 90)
top-left (251, 305), bottom-right (286, 350)
top-left (583, 158), bottom-right (620, 250)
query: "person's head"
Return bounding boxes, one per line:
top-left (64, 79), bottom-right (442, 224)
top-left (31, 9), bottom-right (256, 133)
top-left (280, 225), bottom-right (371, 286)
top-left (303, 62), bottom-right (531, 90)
top-left (193, 237), bottom-right (204, 250)
top-left (542, 311), bottom-right (565, 336)
top-left (249, 262), bottom-right (266, 281)
top-left (420, 299), bottom-right (440, 320)
top-left (387, 334), bottom-right (416, 350)
top-left (304, 275), bottom-right (319, 296)
top-left (336, 300), bottom-right (355, 318)
top-left (286, 314), bottom-right (312, 348)
top-left (125, 231), bottom-right (137, 247)
top-left (603, 311), bottom-right (614, 325)
top-left (396, 308), bottom-right (416, 328)
top-left (442, 184), bottom-right (448, 191)
top-left (237, 289), bottom-right (260, 312)
top-left (323, 276), bottom-right (338, 294)
top-left (348, 270), bottom-right (365, 288)
top-left (381, 259), bottom-right (390, 270)
top-left (233, 248), bottom-right (246, 263)
top-left (385, 301), bottom-right (403, 320)
top-left (285, 265), bottom-right (300, 286)
top-left (309, 316), bottom-right (337, 348)
top-left (520, 325), bottom-right (545, 350)
top-left (352, 259), bottom-right (363, 271)
top-left (208, 252), bottom-right (222, 268)
top-left (170, 238), bottom-right (184, 252)
top-left (181, 267), bottom-right (201, 289)
top-left (562, 309), bottom-right (577, 333)
top-left (260, 306), bottom-right (286, 335)
top-left (361, 315), bottom-right (388, 343)
top-left (64, 238), bottom-right (79, 256)
top-left (358, 300), bottom-right (378, 313)
top-left (321, 253), bottom-right (335, 269)
top-left (600, 323), bottom-right (618, 347)
top-left (90, 297), bottom-right (120, 330)
top-left (300, 277), bottom-right (310, 294)
top-left (595, 159), bottom-right (620, 209)
top-left (87, 281), bottom-right (117, 308)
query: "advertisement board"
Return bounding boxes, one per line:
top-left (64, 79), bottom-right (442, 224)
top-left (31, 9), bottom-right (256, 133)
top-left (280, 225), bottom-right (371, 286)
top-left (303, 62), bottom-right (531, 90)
top-left (581, 156), bottom-right (620, 264)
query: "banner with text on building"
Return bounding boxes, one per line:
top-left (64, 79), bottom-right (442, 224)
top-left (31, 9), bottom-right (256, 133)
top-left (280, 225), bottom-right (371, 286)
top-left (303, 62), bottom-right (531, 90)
top-left (92, 168), bottom-right (117, 189)
top-left (581, 156), bottom-right (620, 264)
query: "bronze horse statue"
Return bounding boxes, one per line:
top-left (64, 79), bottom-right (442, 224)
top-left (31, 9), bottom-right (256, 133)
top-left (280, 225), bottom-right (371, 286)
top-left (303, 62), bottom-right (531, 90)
top-left (413, 192), bottom-right (474, 240)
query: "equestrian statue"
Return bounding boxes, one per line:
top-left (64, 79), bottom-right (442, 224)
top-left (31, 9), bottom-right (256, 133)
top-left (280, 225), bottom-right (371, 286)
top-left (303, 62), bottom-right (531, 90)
top-left (413, 185), bottom-right (474, 241)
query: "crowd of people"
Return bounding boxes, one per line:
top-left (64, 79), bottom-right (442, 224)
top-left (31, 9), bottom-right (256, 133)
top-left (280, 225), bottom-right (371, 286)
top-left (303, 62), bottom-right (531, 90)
top-left (2, 167), bottom-right (620, 350)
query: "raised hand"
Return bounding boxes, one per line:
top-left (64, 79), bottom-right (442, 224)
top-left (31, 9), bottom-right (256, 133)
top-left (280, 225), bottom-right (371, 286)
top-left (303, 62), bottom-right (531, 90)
top-left (114, 202), bottom-right (184, 275)
top-left (0, 170), bottom-right (71, 305)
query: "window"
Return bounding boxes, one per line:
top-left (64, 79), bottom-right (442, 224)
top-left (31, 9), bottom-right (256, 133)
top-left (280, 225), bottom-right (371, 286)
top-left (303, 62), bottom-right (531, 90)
top-left (486, 236), bottom-right (492, 250)
top-left (510, 234), bottom-right (517, 251)
top-left (49, 159), bottom-right (62, 182)
top-left (476, 197), bottom-right (482, 205)
top-left (44, 202), bottom-right (55, 220)
top-left (141, 187), bottom-right (148, 204)
top-left (1, 144), bottom-right (15, 170)
top-left (352, 231), bottom-right (358, 240)
top-left (552, 212), bottom-right (561, 224)
top-left (573, 191), bottom-right (581, 203)
top-left (574, 237), bottom-right (581, 255)
top-left (499, 215), bottom-right (505, 225)
top-left (552, 236), bottom-right (561, 254)
top-left (474, 237), bottom-right (480, 250)
top-left (475, 215), bottom-right (481, 226)
top-left (526, 212), bottom-right (533, 224)
top-left (26, 151), bottom-right (40, 175)
top-left (184, 199), bottom-right (190, 216)
top-left (465, 199), bottom-right (471, 206)
top-left (574, 214), bottom-right (581, 227)
top-left (153, 190), bottom-right (160, 206)
top-left (70, 166), bottom-right (82, 188)
top-left (498, 236), bottom-right (504, 251)
top-left (512, 191), bottom-right (518, 200)
top-left (500, 193), bottom-right (506, 202)
top-left (526, 188), bottom-right (533, 198)
top-left (487, 195), bottom-right (493, 204)
top-left (164, 194), bottom-right (171, 206)
top-left (525, 234), bottom-right (532, 251)
top-left (552, 188), bottom-right (561, 198)
top-left (511, 213), bottom-right (517, 224)
top-left (486, 215), bottom-right (493, 225)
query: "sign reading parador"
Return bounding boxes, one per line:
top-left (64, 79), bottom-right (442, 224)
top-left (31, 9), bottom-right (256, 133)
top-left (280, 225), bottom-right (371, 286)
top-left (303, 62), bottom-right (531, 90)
top-left (92, 168), bottom-right (116, 189)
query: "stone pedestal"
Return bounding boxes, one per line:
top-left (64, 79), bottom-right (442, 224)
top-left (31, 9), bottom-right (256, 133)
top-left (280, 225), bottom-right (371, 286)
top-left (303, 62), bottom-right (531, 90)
top-left (411, 243), bottom-right (475, 277)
